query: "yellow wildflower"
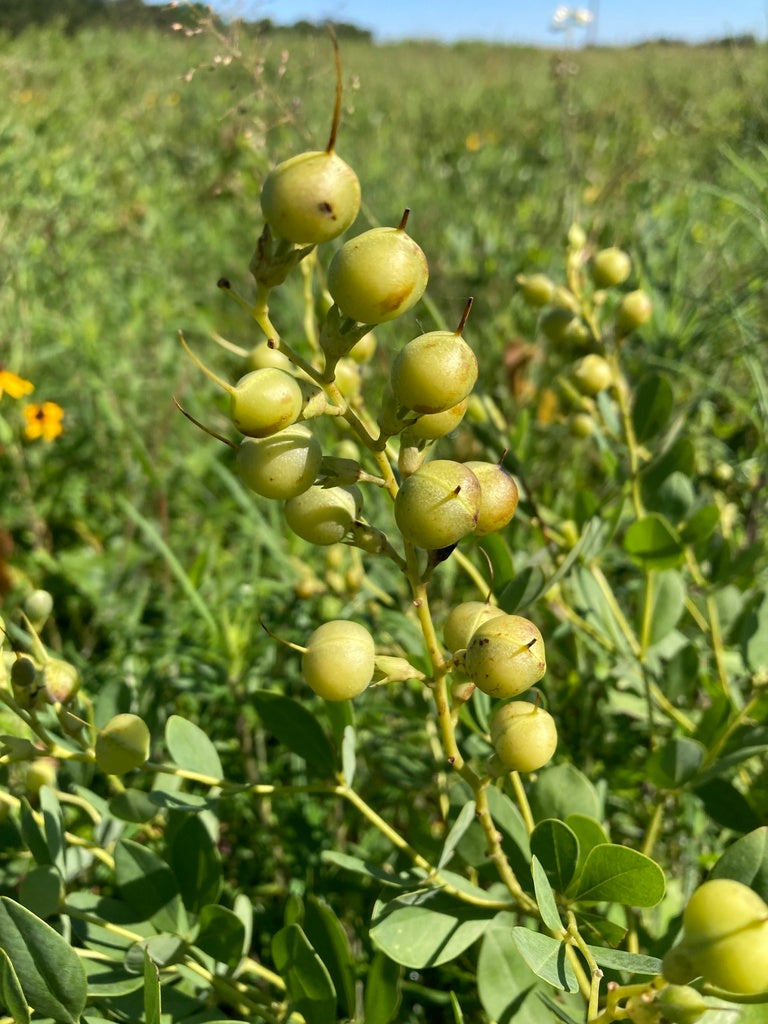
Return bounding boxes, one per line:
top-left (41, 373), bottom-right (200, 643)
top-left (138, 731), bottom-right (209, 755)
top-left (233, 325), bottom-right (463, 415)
top-left (24, 402), bottom-right (64, 442)
top-left (0, 369), bottom-right (34, 399)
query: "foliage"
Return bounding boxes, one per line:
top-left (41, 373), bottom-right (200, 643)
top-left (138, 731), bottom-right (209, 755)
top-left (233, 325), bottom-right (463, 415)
top-left (0, 15), bottom-right (767, 1024)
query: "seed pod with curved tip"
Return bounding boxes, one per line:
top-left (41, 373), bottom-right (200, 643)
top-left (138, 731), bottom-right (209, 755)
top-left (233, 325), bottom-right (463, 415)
top-left (391, 306), bottom-right (477, 414)
top-left (394, 460), bottom-right (480, 550)
top-left (328, 213), bottom-right (429, 325)
top-left (465, 615), bottom-right (546, 698)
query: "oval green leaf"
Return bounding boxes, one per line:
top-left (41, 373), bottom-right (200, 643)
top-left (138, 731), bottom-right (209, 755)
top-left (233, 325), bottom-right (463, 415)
top-left (0, 947), bottom-right (30, 1024)
top-left (271, 923), bottom-right (336, 1024)
top-left (370, 890), bottom-right (496, 969)
top-left (252, 691), bottom-right (336, 777)
top-left (624, 514), bottom-right (684, 569)
top-left (711, 827), bottom-right (768, 902)
top-left (165, 715), bottom-right (223, 780)
top-left (632, 372), bottom-right (674, 442)
top-left (0, 897), bottom-right (87, 1024)
top-left (510, 928), bottom-right (580, 992)
top-left (570, 845), bottom-right (666, 906)
top-left (530, 819), bottom-right (580, 894)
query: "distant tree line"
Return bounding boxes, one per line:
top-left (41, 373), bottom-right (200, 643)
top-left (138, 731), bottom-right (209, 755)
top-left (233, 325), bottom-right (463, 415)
top-left (0, 0), bottom-right (373, 40)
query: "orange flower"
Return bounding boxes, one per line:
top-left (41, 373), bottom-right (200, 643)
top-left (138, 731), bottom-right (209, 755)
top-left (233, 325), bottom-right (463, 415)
top-left (0, 369), bottom-right (34, 399)
top-left (24, 402), bottom-right (64, 441)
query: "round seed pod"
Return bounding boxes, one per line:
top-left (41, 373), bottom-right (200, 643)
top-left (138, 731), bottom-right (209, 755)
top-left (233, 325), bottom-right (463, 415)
top-left (655, 986), bottom-right (709, 1024)
top-left (42, 658), bottom-right (80, 704)
top-left (404, 398), bottom-right (469, 442)
top-left (23, 589), bottom-right (54, 626)
top-left (236, 424), bottom-right (322, 500)
top-left (260, 150), bottom-right (361, 245)
top-left (674, 879), bottom-right (768, 995)
top-left (572, 354), bottom-right (612, 395)
top-left (615, 289), bottom-right (652, 336)
top-left (302, 619), bottom-right (375, 700)
top-left (591, 247), bottom-right (631, 288)
top-left (516, 273), bottom-right (555, 307)
top-left (462, 461), bottom-right (519, 537)
top-left (443, 601), bottom-right (506, 655)
top-left (465, 615), bottom-right (546, 698)
top-left (394, 460), bottom-right (480, 550)
top-left (391, 331), bottom-right (478, 414)
top-left (490, 700), bottom-right (558, 773)
top-left (95, 714), bottom-right (150, 776)
top-left (230, 368), bottom-right (304, 438)
top-left (245, 341), bottom-right (294, 373)
top-left (284, 485), bottom-right (362, 546)
top-left (328, 224), bottom-right (428, 325)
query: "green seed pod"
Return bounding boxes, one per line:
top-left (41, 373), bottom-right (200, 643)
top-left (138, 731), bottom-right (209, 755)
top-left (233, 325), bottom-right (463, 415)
top-left (462, 461), bottom-right (519, 537)
top-left (24, 758), bottom-right (58, 798)
top-left (11, 655), bottom-right (38, 693)
top-left (23, 589), bottom-right (54, 627)
top-left (592, 246), bottom-right (631, 288)
top-left (572, 354), bottom-right (612, 396)
top-left (391, 331), bottom-right (478, 414)
top-left (236, 424), bottom-right (322, 500)
top-left (569, 412), bottom-right (596, 438)
top-left (674, 878), bottom-right (768, 994)
top-left (302, 619), bottom-right (375, 700)
top-left (403, 398), bottom-right (469, 443)
top-left (260, 150), bottom-right (361, 245)
top-left (95, 713), bottom-right (150, 776)
top-left (624, 995), bottom-right (661, 1024)
top-left (516, 273), bottom-right (555, 308)
top-left (490, 700), bottom-right (558, 773)
top-left (333, 357), bottom-right (362, 399)
top-left (540, 308), bottom-right (577, 344)
top-left (230, 367), bottom-right (304, 438)
top-left (284, 484), bottom-right (362, 546)
top-left (327, 220), bottom-right (429, 325)
top-left (394, 460), bottom-right (480, 550)
top-left (655, 986), bottom-right (709, 1024)
top-left (465, 614), bottom-right (546, 698)
top-left (245, 340), bottom-right (294, 373)
top-left (443, 601), bottom-right (506, 655)
top-left (41, 658), bottom-right (80, 704)
top-left (615, 289), bottom-right (652, 336)
top-left (348, 330), bottom-right (377, 364)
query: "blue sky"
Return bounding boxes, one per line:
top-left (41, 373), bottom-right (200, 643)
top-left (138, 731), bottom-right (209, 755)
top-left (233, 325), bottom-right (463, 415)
top-left (186, 1), bottom-right (768, 45)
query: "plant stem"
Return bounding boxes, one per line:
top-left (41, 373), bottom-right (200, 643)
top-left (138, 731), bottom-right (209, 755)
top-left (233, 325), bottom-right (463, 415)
top-left (508, 771), bottom-right (535, 834)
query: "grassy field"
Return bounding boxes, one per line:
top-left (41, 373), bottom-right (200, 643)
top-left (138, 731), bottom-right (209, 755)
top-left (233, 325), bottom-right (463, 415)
top-left (1, 18), bottom-right (767, 1023)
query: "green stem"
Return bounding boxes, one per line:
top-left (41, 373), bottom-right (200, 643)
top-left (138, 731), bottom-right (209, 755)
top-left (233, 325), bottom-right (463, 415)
top-left (606, 347), bottom-right (645, 519)
top-left (641, 800), bottom-right (664, 858)
top-left (590, 565), bottom-right (641, 658)
top-left (508, 771), bottom-right (535, 834)
top-left (685, 549), bottom-right (731, 700)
